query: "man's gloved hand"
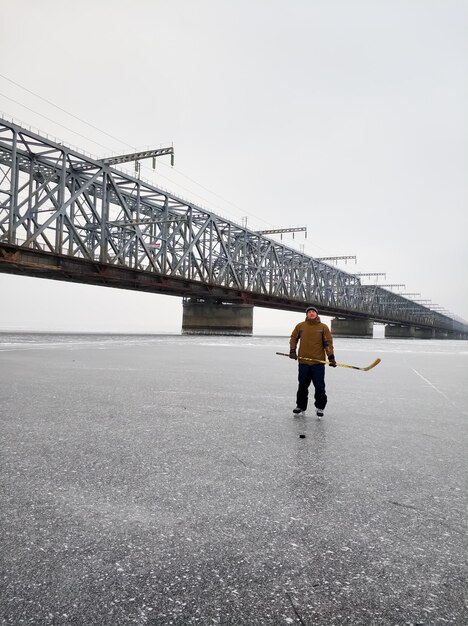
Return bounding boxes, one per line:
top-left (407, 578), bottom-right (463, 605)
top-left (289, 349), bottom-right (297, 360)
top-left (328, 354), bottom-right (337, 367)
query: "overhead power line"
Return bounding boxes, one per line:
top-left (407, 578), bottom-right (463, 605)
top-left (0, 73), bottom-right (323, 242)
top-left (0, 72), bottom-right (133, 149)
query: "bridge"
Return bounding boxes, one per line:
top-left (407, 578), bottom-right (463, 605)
top-left (1, 117), bottom-right (467, 339)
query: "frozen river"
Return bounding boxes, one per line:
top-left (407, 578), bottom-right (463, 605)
top-left (1, 334), bottom-right (467, 625)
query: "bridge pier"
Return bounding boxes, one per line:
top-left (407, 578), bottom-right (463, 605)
top-left (182, 298), bottom-right (253, 335)
top-left (331, 318), bottom-right (373, 338)
top-left (385, 324), bottom-right (415, 338)
top-left (414, 327), bottom-right (436, 339)
top-left (385, 325), bottom-right (464, 339)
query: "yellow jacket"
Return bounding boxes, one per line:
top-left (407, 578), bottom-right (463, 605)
top-left (289, 316), bottom-right (334, 364)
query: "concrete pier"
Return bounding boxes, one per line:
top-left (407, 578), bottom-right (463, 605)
top-left (331, 317), bottom-right (373, 338)
top-left (385, 324), bottom-right (416, 339)
top-left (182, 297), bottom-right (253, 335)
top-left (414, 327), bottom-right (436, 339)
top-left (385, 325), bottom-right (455, 339)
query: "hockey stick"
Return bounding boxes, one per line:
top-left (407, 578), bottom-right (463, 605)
top-left (275, 352), bottom-right (381, 372)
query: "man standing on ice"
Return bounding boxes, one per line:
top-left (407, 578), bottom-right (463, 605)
top-left (289, 306), bottom-right (337, 417)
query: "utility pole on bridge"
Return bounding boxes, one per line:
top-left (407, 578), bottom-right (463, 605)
top-left (317, 255), bottom-right (357, 264)
top-left (254, 227), bottom-right (307, 240)
top-left (100, 146), bottom-right (175, 175)
top-left (355, 272), bottom-right (387, 280)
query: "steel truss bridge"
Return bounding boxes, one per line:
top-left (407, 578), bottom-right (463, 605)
top-left (0, 118), bottom-right (467, 337)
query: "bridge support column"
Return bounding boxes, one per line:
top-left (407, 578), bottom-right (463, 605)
top-left (385, 324), bottom-right (415, 338)
top-left (182, 298), bottom-right (253, 335)
top-left (414, 327), bottom-right (435, 339)
top-left (331, 318), bottom-right (373, 338)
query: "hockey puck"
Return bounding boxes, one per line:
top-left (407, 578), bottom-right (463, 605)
top-left (299, 434), bottom-right (306, 438)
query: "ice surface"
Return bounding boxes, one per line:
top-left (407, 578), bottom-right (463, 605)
top-left (1, 334), bottom-right (467, 625)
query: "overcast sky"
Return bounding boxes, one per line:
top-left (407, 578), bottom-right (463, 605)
top-left (0, 0), bottom-right (466, 334)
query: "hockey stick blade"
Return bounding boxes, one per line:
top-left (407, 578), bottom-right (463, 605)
top-left (275, 352), bottom-right (381, 372)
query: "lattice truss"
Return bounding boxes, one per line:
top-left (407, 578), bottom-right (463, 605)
top-left (0, 118), bottom-right (461, 331)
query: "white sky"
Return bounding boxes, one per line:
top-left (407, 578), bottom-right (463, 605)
top-left (0, 0), bottom-right (467, 333)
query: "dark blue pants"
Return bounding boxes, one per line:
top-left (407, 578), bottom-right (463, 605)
top-left (296, 363), bottom-right (327, 411)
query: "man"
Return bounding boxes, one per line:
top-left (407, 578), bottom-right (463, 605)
top-left (289, 306), bottom-right (337, 417)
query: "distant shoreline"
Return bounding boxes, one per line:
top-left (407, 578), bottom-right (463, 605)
top-left (0, 330), bottom-right (289, 338)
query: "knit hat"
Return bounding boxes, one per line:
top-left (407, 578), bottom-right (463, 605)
top-left (306, 306), bottom-right (318, 314)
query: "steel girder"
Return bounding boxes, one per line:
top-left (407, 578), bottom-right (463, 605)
top-left (0, 118), bottom-right (466, 335)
